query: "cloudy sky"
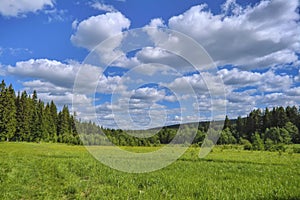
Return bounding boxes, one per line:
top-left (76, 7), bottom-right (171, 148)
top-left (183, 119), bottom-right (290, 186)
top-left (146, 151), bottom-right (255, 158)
top-left (0, 0), bottom-right (299, 129)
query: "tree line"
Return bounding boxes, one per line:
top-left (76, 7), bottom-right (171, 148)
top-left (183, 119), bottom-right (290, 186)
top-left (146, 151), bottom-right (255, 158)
top-left (0, 80), bottom-right (80, 144)
top-left (219, 106), bottom-right (300, 151)
top-left (0, 80), bottom-right (299, 151)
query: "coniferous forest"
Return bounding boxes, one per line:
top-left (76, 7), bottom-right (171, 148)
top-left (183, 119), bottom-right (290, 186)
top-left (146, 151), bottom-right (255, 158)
top-left (0, 80), bottom-right (299, 151)
top-left (0, 80), bottom-right (80, 144)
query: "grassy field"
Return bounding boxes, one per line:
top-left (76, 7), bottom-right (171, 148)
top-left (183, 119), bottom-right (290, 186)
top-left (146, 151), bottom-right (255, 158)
top-left (0, 143), bottom-right (300, 199)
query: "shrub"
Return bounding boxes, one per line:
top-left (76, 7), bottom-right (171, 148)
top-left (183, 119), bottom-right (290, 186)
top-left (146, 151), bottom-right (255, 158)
top-left (292, 147), bottom-right (300, 154)
top-left (240, 139), bottom-right (252, 150)
top-left (264, 138), bottom-right (274, 151)
top-left (251, 133), bottom-right (264, 151)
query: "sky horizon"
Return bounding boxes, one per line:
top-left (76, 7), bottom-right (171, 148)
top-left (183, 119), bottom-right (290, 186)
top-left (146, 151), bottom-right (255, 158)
top-left (0, 0), bottom-right (299, 129)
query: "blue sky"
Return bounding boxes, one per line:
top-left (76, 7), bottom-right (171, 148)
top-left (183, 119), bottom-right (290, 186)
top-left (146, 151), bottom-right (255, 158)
top-left (0, 0), bottom-right (299, 129)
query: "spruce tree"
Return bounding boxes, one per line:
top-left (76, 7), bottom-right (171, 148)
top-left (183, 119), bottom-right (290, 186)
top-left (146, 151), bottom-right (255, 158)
top-left (43, 103), bottom-right (52, 142)
top-left (0, 80), bottom-right (6, 141)
top-left (57, 106), bottom-right (71, 143)
top-left (0, 84), bottom-right (17, 141)
top-left (236, 116), bottom-right (244, 140)
top-left (50, 101), bottom-right (58, 142)
top-left (18, 91), bottom-right (31, 141)
top-left (263, 107), bottom-right (271, 132)
top-left (223, 115), bottom-right (231, 130)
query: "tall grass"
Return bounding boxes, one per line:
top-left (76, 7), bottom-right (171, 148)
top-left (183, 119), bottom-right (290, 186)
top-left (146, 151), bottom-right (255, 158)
top-left (0, 143), bottom-right (299, 199)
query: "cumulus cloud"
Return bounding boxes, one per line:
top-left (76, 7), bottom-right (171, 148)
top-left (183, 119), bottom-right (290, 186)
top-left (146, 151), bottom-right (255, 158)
top-left (97, 75), bottom-right (126, 94)
top-left (71, 12), bottom-right (130, 50)
top-left (286, 87), bottom-right (300, 96)
top-left (22, 80), bottom-right (70, 94)
top-left (167, 72), bottom-right (225, 96)
top-left (259, 70), bottom-right (292, 93)
top-left (218, 68), bottom-right (261, 87)
top-left (258, 91), bottom-right (299, 108)
top-left (163, 67), bottom-right (298, 119)
top-left (0, 0), bottom-right (54, 17)
top-left (84, 0), bottom-right (299, 72)
top-left (91, 85), bottom-right (180, 129)
top-left (167, 0), bottom-right (300, 69)
top-left (218, 68), bottom-right (292, 92)
top-left (8, 59), bottom-right (80, 88)
top-left (7, 59), bottom-right (128, 105)
top-left (136, 47), bottom-right (192, 70)
top-left (221, 0), bottom-right (242, 16)
top-left (131, 87), bottom-right (176, 103)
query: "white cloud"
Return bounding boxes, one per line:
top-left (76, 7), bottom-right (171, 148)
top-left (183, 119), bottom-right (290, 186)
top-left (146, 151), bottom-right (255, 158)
top-left (0, 63), bottom-right (6, 76)
top-left (71, 12), bottom-right (130, 50)
top-left (22, 80), bottom-right (70, 94)
top-left (97, 75), bottom-right (126, 94)
top-left (111, 55), bottom-right (140, 68)
top-left (286, 87), bottom-right (300, 96)
top-left (218, 68), bottom-right (261, 87)
top-left (72, 19), bottom-right (79, 29)
top-left (0, 47), bottom-right (32, 57)
top-left (167, 72), bottom-right (225, 96)
top-left (294, 70), bottom-right (300, 82)
top-left (0, 0), bottom-right (54, 17)
top-left (6, 59), bottom-right (109, 104)
top-left (218, 68), bottom-right (292, 93)
top-left (9, 59), bottom-right (114, 92)
top-left (8, 59), bottom-right (79, 88)
top-left (39, 92), bottom-right (92, 107)
top-left (45, 8), bottom-right (69, 23)
top-left (136, 47), bottom-right (191, 70)
top-left (6, 59), bottom-right (134, 120)
top-left (162, 66), bottom-right (298, 120)
top-left (92, 85), bottom-right (181, 129)
top-left (221, 0), bottom-right (242, 16)
top-left (258, 92), bottom-right (299, 108)
top-left (167, 0), bottom-right (300, 69)
top-left (89, 0), bottom-right (299, 72)
top-left (131, 87), bottom-right (170, 102)
top-left (90, 2), bottom-right (117, 12)
top-left (259, 70), bottom-right (292, 93)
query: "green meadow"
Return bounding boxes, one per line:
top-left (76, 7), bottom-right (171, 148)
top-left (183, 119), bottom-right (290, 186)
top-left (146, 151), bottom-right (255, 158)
top-left (0, 143), bottom-right (300, 199)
